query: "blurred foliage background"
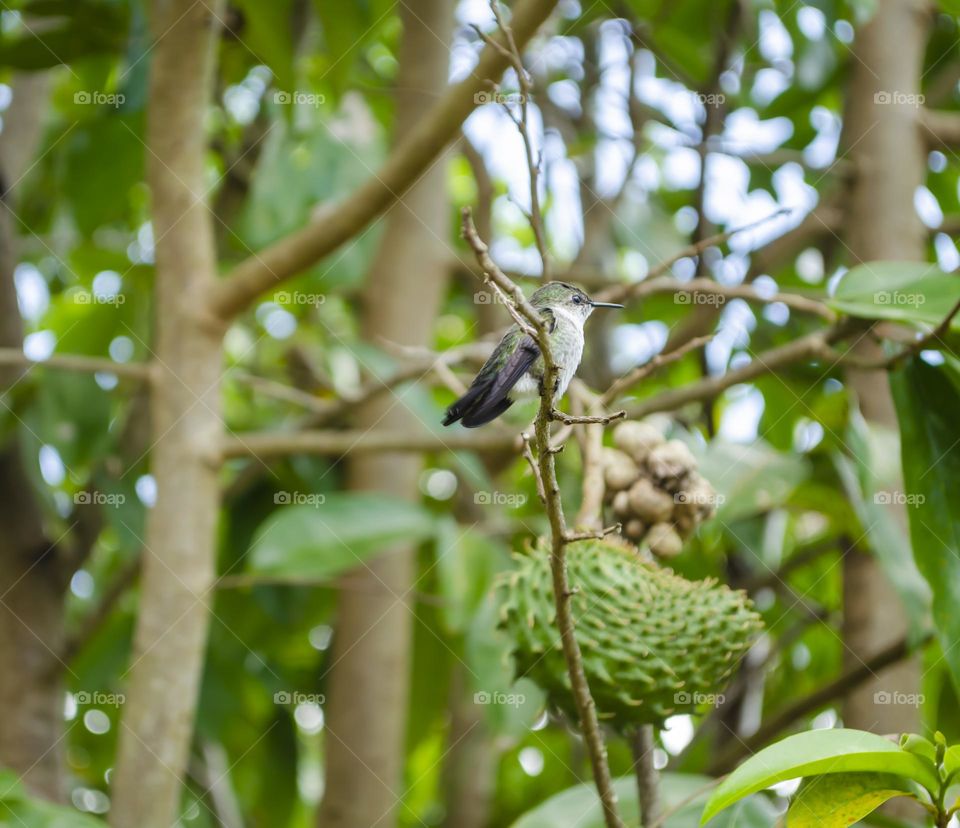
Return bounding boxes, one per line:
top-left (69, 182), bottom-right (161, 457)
top-left (3, 0), bottom-right (960, 826)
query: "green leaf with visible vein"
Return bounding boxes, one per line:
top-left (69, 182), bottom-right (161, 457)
top-left (891, 356), bottom-right (960, 694)
top-left (786, 772), bottom-right (918, 827)
top-left (701, 729), bottom-right (940, 825)
top-left (248, 493), bottom-right (435, 579)
top-left (830, 262), bottom-right (960, 328)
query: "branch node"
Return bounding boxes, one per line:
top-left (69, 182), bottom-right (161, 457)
top-left (564, 524), bottom-right (621, 543)
top-left (550, 408), bottom-right (626, 426)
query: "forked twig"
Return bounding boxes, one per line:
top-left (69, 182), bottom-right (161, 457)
top-left (459, 7), bottom-right (625, 824)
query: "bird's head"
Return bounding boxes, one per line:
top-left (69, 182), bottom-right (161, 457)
top-left (529, 281), bottom-right (624, 323)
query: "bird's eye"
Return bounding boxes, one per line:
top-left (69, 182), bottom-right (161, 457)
top-left (572, 295), bottom-right (582, 304)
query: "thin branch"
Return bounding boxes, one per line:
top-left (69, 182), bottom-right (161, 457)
top-left (593, 208), bottom-right (791, 305)
top-left (521, 432), bottom-right (548, 505)
top-left (0, 347), bottom-right (152, 381)
top-left (563, 524), bottom-right (620, 543)
top-left (233, 341), bottom-right (490, 420)
top-left (740, 536), bottom-right (840, 593)
top-left (461, 209), bottom-right (543, 334)
top-left (601, 334), bottom-right (714, 406)
top-left (707, 632), bottom-right (934, 775)
top-left (920, 107), bottom-right (960, 148)
top-left (891, 294), bottom-right (960, 362)
top-left (460, 53), bottom-right (624, 827)
top-left (632, 726), bottom-right (661, 828)
top-left (58, 553), bottom-right (142, 666)
top-left (216, 573), bottom-right (446, 605)
top-left (623, 326), bottom-right (846, 419)
top-left (219, 427), bottom-right (521, 460)
top-left (717, 147), bottom-right (853, 177)
top-left (480, 1), bottom-right (551, 278)
top-left (603, 275), bottom-right (835, 321)
top-left (206, 0), bottom-right (560, 321)
top-left (625, 18), bottom-right (696, 89)
top-left (231, 371), bottom-right (334, 413)
top-left (451, 204), bottom-right (840, 296)
top-left (550, 409), bottom-right (626, 426)
top-left (460, 134), bottom-right (494, 240)
top-left (572, 384), bottom-right (606, 530)
top-left (197, 742), bottom-right (244, 828)
top-left (748, 204), bottom-right (843, 284)
top-left (830, 295), bottom-right (960, 371)
top-left (529, 341), bottom-right (625, 828)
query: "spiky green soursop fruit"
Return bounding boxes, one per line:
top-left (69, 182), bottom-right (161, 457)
top-left (495, 539), bottom-right (763, 730)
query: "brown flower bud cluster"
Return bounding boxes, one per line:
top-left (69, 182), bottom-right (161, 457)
top-left (602, 420), bottom-right (719, 559)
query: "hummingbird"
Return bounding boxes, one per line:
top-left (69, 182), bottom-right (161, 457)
top-left (443, 282), bottom-right (624, 428)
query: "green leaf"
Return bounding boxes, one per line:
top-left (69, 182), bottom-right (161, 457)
top-left (829, 262), bottom-right (960, 328)
top-left (944, 744), bottom-right (960, 781)
top-left (891, 357), bottom-right (960, 695)
top-left (247, 493), bottom-right (436, 579)
top-left (62, 113), bottom-right (144, 235)
top-left (0, 766), bottom-right (105, 825)
top-left (312, 0), bottom-right (396, 97)
top-left (700, 729), bottom-right (941, 824)
top-left (786, 772), bottom-right (917, 827)
top-left (434, 517), bottom-right (508, 634)
top-left (0, 769), bottom-right (25, 800)
top-left (832, 415), bottom-right (931, 642)
top-left (240, 117), bottom-right (381, 277)
top-left (0, 1), bottom-right (126, 69)
top-left (696, 439), bottom-right (809, 523)
top-left (900, 733), bottom-right (938, 765)
top-left (512, 773), bottom-right (777, 828)
top-left (231, 0), bottom-right (297, 92)
top-left (464, 592), bottom-right (545, 737)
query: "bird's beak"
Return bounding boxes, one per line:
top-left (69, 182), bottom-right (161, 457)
top-left (590, 301), bottom-right (624, 309)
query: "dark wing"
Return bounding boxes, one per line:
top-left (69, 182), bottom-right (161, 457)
top-left (443, 309), bottom-right (555, 428)
top-left (443, 333), bottom-right (545, 429)
top-left (460, 336), bottom-right (539, 427)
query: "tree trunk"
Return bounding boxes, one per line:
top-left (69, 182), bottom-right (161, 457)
top-left (316, 3), bottom-right (453, 826)
top-left (441, 665), bottom-right (495, 828)
top-left (110, 2), bottom-right (224, 826)
top-left (840, 0), bottom-right (928, 739)
top-left (0, 70), bottom-right (66, 802)
top-left (0, 276), bottom-right (67, 801)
